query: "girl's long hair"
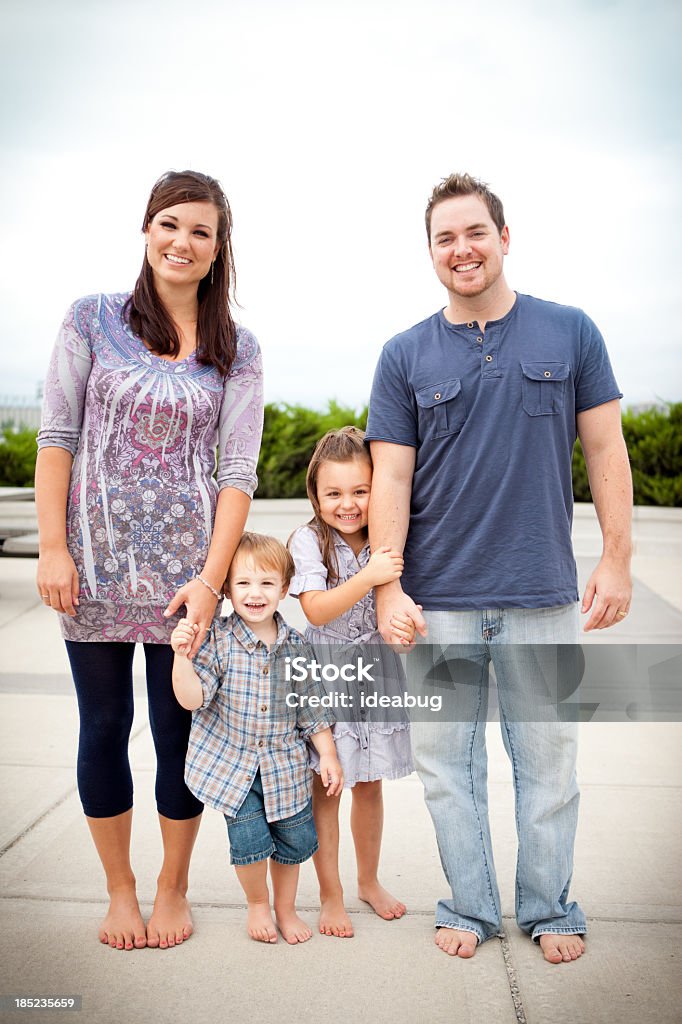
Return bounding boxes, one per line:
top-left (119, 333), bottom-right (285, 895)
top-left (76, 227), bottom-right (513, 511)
top-left (302, 426), bottom-right (372, 585)
top-left (124, 169), bottom-right (238, 376)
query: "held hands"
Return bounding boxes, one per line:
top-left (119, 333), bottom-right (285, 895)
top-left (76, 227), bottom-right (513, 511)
top-left (389, 610), bottom-right (418, 647)
top-left (582, 555), bottom-right (632, 631)
top-left (170, 618), bottom-right (199, 657)
top-left (364, 546), bottom-right (404, 588)
top-left (319, 753), bottom-right (344, 797)
top-left (164, 578), bottom-right (220, 658)
top-left (376, 584), bottom-right (428, 650)
top-left (36, 547), bottom-right (80, 616)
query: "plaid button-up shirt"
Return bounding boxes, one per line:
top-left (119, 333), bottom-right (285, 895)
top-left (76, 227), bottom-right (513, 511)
top-left (185, 611), bottom-right (334, 821)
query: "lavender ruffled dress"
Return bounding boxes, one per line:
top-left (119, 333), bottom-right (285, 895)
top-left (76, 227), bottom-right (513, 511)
top-left (289, 525), bottom-right (414, 787)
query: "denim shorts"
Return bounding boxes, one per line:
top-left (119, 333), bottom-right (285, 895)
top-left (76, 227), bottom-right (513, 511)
top-left (224, 770), bottom-right (318, 866)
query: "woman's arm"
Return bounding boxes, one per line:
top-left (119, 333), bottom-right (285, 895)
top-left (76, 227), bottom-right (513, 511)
top-left (35, 299), bottom-right (93, 616)
top-left (165, 332), bottom-right (264, 656)
top-left (35, 448), bottom-right (80, 615)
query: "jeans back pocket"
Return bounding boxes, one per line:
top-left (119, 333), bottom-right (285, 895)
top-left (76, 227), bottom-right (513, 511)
top-left (416, 378), bottom-right (466, 439)
top-left (521, 362), bottom-right (570, 416)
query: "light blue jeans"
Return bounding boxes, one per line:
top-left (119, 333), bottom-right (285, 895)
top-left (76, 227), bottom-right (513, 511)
top-left (410, 604), bottom-right (587, 944)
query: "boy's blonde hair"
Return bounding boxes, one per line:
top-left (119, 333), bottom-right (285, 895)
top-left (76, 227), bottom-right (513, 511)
top-left (225, 532), bottom-right (295, 591)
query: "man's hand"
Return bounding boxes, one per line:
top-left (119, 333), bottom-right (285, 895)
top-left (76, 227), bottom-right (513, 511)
top-left (582, 555), bottom-right (632, 631)
top-left (376, 582), bottom-right (427, 647)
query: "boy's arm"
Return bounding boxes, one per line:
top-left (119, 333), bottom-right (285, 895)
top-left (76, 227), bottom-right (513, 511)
top-left (172, 653), bottom-right (204, 711)
top-left (309, 727), bottom-right (344, 795)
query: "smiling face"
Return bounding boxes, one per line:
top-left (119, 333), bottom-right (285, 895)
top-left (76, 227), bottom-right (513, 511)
top-left (225, 553), bottom-right (287, 628)
top-left (315, 457), bottom-right (372, 545)
top-left (429, 193), bottom-right (510, 304)
top-left (144, 201), bottom-right (220, 291)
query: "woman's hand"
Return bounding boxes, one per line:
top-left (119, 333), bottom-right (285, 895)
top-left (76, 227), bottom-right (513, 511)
top-left (363, 546), bottom-right (404, 588)
top-left (36, 546), bottom-right (80, 616)
top-left (164, 579), bottom-right (220, 657)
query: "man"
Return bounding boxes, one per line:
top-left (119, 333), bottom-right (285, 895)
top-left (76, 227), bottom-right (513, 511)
top-left (365, 174), bottom-right (632, 964)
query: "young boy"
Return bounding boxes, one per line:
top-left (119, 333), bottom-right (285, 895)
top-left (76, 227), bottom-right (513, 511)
top-left (171, 532), bottom-right (343, 945)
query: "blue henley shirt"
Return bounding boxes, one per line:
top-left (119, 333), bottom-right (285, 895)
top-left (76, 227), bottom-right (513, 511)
top-left (365, 292), bottom-right (622, 609)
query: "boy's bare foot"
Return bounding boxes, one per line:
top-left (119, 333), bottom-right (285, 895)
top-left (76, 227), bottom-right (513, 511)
top-left (99, 886), bottom-right (147, 950)
top-left (538, 933), bottom-right (585, 963)
top-left (146, 887), bottom-right (193, 949)
top-left (246, 902), bottom-right (278, 943)
top-left (275, 908), bottom-right (313, 944)
top-left (319, 896), bottom-right (354, 937)
top-left (358, 881), bottom-right (406, 920)
top-left (435, 927), bottom-right (478, 958)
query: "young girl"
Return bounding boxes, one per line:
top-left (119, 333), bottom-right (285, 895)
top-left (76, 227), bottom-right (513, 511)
top-left (288, 426), bottom-right (415, 939)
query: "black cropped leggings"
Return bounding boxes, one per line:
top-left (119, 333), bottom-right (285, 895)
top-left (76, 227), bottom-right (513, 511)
top-left (65, 641), bottom-right (203, 820)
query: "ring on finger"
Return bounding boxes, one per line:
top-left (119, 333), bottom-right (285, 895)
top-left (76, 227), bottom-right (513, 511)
top-left (616, 610), bottom-right (628, 618)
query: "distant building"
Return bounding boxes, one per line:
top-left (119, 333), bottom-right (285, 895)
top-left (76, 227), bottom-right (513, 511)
top-left (0, 395), bottom-right (42, 431)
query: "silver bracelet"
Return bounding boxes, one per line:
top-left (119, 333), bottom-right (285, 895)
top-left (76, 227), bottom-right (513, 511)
top-left (196, 575), bottom-right (222, 600)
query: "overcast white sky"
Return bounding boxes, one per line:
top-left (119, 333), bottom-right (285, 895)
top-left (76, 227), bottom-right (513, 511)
top-left (2, 0), bottom-right (681, 410)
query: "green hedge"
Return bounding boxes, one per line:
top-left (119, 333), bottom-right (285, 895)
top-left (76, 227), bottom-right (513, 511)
top-left (3, 402), bottom-right (681, 506)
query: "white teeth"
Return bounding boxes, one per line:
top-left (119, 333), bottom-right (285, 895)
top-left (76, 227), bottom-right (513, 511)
top-left (455, 262), bottom-right (481, 272)
top-left (165, 254), bottom-right (191, 264)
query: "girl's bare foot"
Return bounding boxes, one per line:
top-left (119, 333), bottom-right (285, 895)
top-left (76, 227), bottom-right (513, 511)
top-left (538, 933), bottom-right (585, 963)
top-left (246, 902), bottom-right (278, 943)
top-left (435, 927), bottom-right (478, 958)
top-left (99, 885), bottom-right (147, 951)
top-left (358, 881), bottom-right (406, 920)
top-left (275, 908), bottom-right (313, 944)
top-left (146, 886), bottom-right (193, 949)
top-left (319, 895), bottom-right (354, 937)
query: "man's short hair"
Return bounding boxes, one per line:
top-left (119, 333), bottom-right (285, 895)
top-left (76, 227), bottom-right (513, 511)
top-left (226, 532), bottom-right (295, 589)
top-left (425, 173), bottom-right (505, 240)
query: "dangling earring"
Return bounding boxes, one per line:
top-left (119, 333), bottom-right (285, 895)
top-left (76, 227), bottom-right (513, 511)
top-left (210, 260), bottom-right (215, 286)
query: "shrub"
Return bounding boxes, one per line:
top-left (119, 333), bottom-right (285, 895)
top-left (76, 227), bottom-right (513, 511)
top-left (0, 428), bottom-right (39, 487)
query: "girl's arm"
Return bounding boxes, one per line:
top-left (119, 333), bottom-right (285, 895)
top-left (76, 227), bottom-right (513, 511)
top-left (165, 337), bottom-right (264, 656)
top-left (299, 546), bottom-right (403, 627)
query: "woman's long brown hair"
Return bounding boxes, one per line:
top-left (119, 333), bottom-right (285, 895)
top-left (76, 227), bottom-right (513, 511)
top-left (301, 426), bottom-right (372, 585)
top-left (124, 169), bottom-right (237, 376)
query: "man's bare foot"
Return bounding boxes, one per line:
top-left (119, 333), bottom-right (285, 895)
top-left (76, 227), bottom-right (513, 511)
top-left (358, 881), bottom-right (406, 921)
top-left (435, 927), bottom-right (478, 958)
top-left (538, 933), bottom-right (585, 964)
top-left (99, 886), bottom-right (147, 951)
top-left (246, 902), bottom-right (278, 943)
top-left (319, 895), bottom-right (354, 937)
top-left (146, 887), bottom-right (193, 949)
top-left (275, 907), bottom-right (313, 944)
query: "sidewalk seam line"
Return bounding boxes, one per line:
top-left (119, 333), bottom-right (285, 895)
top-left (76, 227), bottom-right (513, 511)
top-left (499, 934), bottom-right (528, 1024)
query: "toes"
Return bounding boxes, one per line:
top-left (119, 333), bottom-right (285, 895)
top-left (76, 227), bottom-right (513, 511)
top-left (134, 935), bottom-right (147, 949)
top-left (174, 931), bottom-right (185, 945)
top-left (458, 942), bottom-right (476, 959)
top-left (123, 931), bottom-right (135, 951)
top-left (146, 932), bottom-right (160, 949)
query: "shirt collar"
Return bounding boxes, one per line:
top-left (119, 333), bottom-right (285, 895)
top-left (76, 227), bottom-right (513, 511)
top-left (229, 610), bottom-right (289, 652)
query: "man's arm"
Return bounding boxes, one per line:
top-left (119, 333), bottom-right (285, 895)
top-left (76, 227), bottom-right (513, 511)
top-left (368, 441), bottom-right (427, 643)
top-left (577, 399), bottom-right (633, 631)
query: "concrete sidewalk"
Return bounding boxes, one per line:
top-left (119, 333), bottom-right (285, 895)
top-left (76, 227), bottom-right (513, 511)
top-left (1, 511), bottom-right (681, 1024)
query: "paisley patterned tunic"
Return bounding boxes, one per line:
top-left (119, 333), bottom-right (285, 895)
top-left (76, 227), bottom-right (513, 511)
top-left (37, 293), bottom-right (263, 643)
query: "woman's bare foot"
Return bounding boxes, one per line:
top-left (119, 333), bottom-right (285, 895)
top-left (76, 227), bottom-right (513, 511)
top-left (146, 886), bottom-right (193, 949)
top-left (246, 902), bottom-right (278, 943)
top-left (358, 881), bottom-right (406, 921)
top-left (435, 927), bottom-right (478, 958)
top-left (538, 933), bottom-right (585, 963)
top-left (319, 895), bottom-right (354, 937)
top-left (99, 885), bottom-right (147, 951)
top-left (275, 907), bottom-right (313, 944)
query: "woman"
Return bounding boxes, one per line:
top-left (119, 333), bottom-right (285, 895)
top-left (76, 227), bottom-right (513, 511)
top-left (35, 170), bottom-right (263, 951)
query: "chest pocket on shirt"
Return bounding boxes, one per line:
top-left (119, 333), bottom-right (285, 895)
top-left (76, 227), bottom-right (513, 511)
top-left (415, 379), bottom-right (466, 440)
top-left (521, 362), bottom-right (570, 416)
